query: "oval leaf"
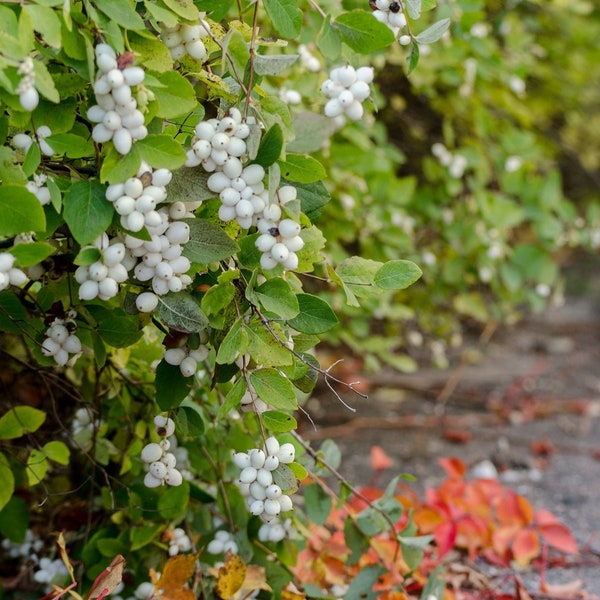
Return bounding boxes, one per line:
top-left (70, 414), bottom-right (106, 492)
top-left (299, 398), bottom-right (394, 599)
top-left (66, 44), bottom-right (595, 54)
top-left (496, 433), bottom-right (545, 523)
top-left (97, 317), bottom-right (143, 348)
top-left (156, 292), bottom-right (209, 333)
top-left (182, 219), bottom-right (239, 264)
top-left (0, 185), bottom-right (46, 235)
top-left (333, 10), bottom-right (395, 54)
top-left (261, 410), bottom-right (297, 433)
top-left (373, 260), bottom-right (422, 290)
top-left (250, 368), bottom-right (298, 411)
top-left (63, 180), bottom-right (114, 245)
top-left (287, 293), bottom-right (338, 334)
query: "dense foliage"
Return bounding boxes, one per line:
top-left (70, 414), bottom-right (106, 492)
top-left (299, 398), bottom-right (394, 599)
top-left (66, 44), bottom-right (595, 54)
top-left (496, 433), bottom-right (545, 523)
top-left (0, 0), bottom-right (597, 598)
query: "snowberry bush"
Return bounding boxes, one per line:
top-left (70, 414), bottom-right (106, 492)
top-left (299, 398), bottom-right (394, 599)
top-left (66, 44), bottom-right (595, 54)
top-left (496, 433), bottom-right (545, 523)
top-left (0, 0), bottom-right (596, 598)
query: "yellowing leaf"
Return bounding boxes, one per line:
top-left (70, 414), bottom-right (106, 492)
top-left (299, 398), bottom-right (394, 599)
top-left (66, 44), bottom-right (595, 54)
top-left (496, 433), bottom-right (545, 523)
top-left (157, 554), bottom-right (197, 594)
top-left (238, 564), bottom-right (271, 598)
top-left (214, 551), bottom-right (246, 599)
top-left (57, 532), bottom-right (75, 583)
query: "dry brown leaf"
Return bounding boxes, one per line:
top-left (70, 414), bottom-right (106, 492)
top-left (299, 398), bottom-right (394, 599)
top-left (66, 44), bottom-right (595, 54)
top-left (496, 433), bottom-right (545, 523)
top-left (86, 555), bottom-right (126, 600)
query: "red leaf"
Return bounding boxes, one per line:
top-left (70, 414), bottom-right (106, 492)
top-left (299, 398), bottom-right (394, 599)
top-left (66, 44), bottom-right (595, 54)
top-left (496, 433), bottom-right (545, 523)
top-left (538, 522), bottom-right (578, 554)
top-left (433, 520), bottom-right (457, 557)
top-left (437, 457), bottom-right (467, 479)
top-left (370, 445), bottom-right (393, 471)
top-left (512, 528), bottom-right (541, 566)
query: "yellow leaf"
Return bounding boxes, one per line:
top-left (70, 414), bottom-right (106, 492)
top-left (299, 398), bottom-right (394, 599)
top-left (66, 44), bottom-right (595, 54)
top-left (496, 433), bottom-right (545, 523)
top-left (281, 581), bottom-right (306, 599)
top-left (56, 532), bottom-right (75, 583)
top-left (157, 554), bottom-right (197, 594)
top-left (214, 551), bottom-right (246, 599)
top-left (238, 564), bottom-right (272, 597)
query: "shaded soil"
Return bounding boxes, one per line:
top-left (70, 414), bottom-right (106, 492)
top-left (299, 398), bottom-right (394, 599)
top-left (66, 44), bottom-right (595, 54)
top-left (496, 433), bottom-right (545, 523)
top-left (300, 258), bottom-right (600, 597)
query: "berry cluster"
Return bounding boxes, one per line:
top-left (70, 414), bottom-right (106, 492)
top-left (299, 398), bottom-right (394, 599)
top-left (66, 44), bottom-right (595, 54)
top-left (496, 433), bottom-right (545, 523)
top-left (321, 65), bottom-right (374, 121)
top-left (1, 528), bottom-right (43, 560)
top-left (33, 557), bottom-right (69, 591)
top-left (371, 0), bottom-right (408, 36)
top-left (233, 437), bottom-right (295, 541)
top-left (41, 313), bottom-right (82, 367)
top-left (105, 162), bottom-right (173, 232)
top-left (141, 415), bottom-right (183, 488)
top-left (206, 163), bottom-right (267, 229)
top-left (88, 44), bottom-right (147, 155)
top-left (12, 125), bottom-right (55, 156)
top-left (71, 407), bottom-right (101, 435)
top-left (239, 387), bottom-right (268, 414)
top-left (254, 186), bottom-right (304, 271)
top-left (167, 527), bottom-right (192, 556)
top-left (431, 142), bottom-right (468, 178)
top-left (74, 234), bottom-right (129, 301)
top-left (16, 57), bottom-right (39, 112)
top-left (206, 530), bottom-right (239, 555)
top-left (298, 44), bottom-right (322, 72)
top-left (26, 173), bottom-right (52, 206)
top-left (159, 15), bottom-right (210, 62)
top-left (0, 252), bottom-right (28, 291)
top-left (185, 108), bottom-right (251, 172)
top-left (164, 344), bottom-right (208, 377)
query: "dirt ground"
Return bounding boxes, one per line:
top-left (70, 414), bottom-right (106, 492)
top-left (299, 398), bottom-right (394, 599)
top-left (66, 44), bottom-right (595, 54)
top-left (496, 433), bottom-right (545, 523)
top-left (300, 255), bottom-right (600, 597)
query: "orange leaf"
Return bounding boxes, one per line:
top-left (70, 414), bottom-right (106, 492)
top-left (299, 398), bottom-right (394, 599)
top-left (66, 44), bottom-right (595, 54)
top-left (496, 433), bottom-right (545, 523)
top-left (540, 578), bottom-right (584, 596)
top-left (511, 528), bottom-right (541, 566)
top-left (538, 522), bottom-right (578, 554)
top-left (157, 554), bottom-right (197, 594)
top-left (370, 445), bottom-right (393, 471)
top-left (437, 457), bottom-right (466, 479)
top-left (214, 551), bottom-right (246, 599)
top-left (433, 520), bottom-right (457, 557)
top-left (492, 524), bottom-right (520, 560)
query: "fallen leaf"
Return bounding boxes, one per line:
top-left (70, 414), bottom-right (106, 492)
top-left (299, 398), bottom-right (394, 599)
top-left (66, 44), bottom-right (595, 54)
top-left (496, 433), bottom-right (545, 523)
top-left (512, 529), bottom-right (541, 567)
top-left (437, 457), bottom-right (467, 479)
top-left (541, 578), bottom-right (584, 596)
top-left (442, 429), bottom-right (472, 444)
top-left (370, 445), bottom-right (393, 471)
top-left (156, 554), bottom-right (197, 599)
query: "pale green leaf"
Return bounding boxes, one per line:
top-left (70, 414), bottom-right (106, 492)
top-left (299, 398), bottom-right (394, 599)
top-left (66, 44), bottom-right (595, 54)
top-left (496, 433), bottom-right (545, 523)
top-left (263, 0), bottom-right (302, 39)
top-left (182, 219), bottom-right (239, 264)
top-left (156, 292), bottom-right (209, 333)
top-left (373, 260), bottom-right (422, 290)
top-left (0, 185), bottom-right (46, 235)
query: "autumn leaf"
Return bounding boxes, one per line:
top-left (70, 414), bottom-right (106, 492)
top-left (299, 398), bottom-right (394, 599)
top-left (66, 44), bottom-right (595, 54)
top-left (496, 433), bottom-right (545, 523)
top-left (370, 445), bottom-right (393, 471)
top-left (511, 528), bottom-right (541, 566)
top-left (437, 456), bottom-right (467, 479)
top-left (155, 553), bottom-right (197, 600)
top-left (538, 522), bottom-right (578, 554)
top-left (57, 532), bottom-right (76, 584)
top-left (86, 555), bottom-right (126, 600)
top-left (237, 564), bottom-right (271, 599)
top-left (214, 551), bottom-right (246, 599)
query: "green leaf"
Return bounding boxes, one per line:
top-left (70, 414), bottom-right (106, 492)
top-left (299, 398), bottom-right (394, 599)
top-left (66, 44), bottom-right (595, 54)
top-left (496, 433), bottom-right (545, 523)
top-left (374, 260), bottom-right (422, 290)
top-left (201, 280), bottom-right (236, 317)
top-left (43, 441), bottom-right (70, 465)
top-left (0, 496), bottom-right (28, 542)
top-left (45, 133), bottom-right (94, 158)
top-left (32, 60), bottom-right (59, 103)
top-left (0, 406), bottom-right (46, 440)
top-left (150, 71), bottom-right (198, 119)
top-left (253, 54), bottom-right (299, 76)
top-left (162, 0), bottom-right (199, 20)
top-left (346, 565), bottom-right (386, 600)
top-left (303, 483), bottom-right (332, 526)
top-left (287, 293), bottom-right (338, 334)
top-left (272, 463), bottom-right (299, 495)
top-left (216, 317), bottom-right (249, 364)
top-left (415, 18), bottom-right (451, 44)
top-left (63, 180), bottom-right (114, 245)
top-left (407, 42), bottom-right (420, 74)
top-left (318, 15), bottom-right (342, 61)
top-left (261, 410), bottom-right (297, 433)
top-left (130, 524), bottom-right (164, 551)
top-left (9, 242), bottom-right (55, 267)
top-left (136, 134), bottom-right (187, 171)
top-left (405, 0), bottom-right (422, 19)
top-left (263, 0), bottom-right (302, 39)
top-left (156, 292), bottom-right (209, 333)
top-left (100, 144), bottom-right (141, 184)
top-left (453, 292), bottom-right (488, 322)
top-left (254, 278), bottom-right (299, 319)
top-left (96, 0), bottom-right (146, 29)
top-left (0, 453), bottom-right (15, 512)
top-left (74, 246), bottom-right (102, 266)
top-left (158, 481), bottom-right (190, 519)
top-left (333, 11), bottom-right (395, 54)
top-left (245, 319), bottom-right (293, 366)
top-left (182, 219), bottom-right (239, 264)
top-left (155, 360), bottom-right (193, 410)
top-left (97, 317), bottom-right (143, 348)
top-left (129, 32), bottom-right (173, 72)
top-left (217, 376), bottom-right (246, 419)
top-left (26, 449), bottom-right (48, 487)
top-left (24, 5), bottom-right (61, 48)
top-left (167, 168), bottom-right (215, 204)
top-left (287, 113), bottom-right (335, 155)
top-left (278, 154), bottom-right (326, 184)
top-left (0, 185), bottom-right (46, 235)
top-left (22, 142), bottom-right (41, 177)
top-left (254, 124), bottom-right (284, 168)
top-left (174, 403), bottom-right (205, 437)
top-left (295, 180), bottom-right (331, 221)
top-left (0, 291), bottom-right (27, 334)
top-left (250, 368), bottom-right (298, 411)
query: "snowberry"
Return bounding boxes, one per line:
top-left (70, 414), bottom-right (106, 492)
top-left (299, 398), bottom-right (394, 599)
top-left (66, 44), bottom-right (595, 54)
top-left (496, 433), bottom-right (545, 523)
top-left (256, 468), bottom-right (273, 488)
top-left (165, 468), bottom-right (183, 486)
top-left (277, 443), bottom-right (295, 463)
top-left (278, 494), bottom-right (294, 512)
top-left (144, 472), bottom-right (163, 488)
top-left (233, 452), bottom-right (251, 469)
top-left (263, 455), bottom-right (280, 471)
top-left (141, 443), bottom-right (164, 463)
top-left (154, 415), bottom-right (175, 437)
top-left (239, 466), bottom-right (258, 484)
